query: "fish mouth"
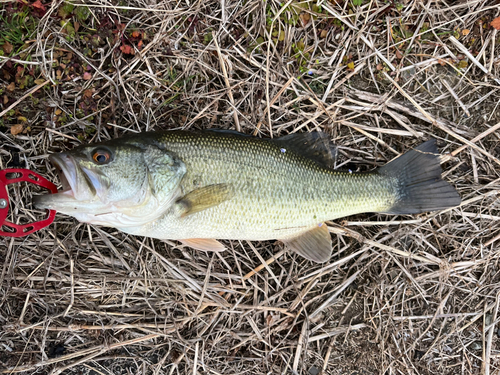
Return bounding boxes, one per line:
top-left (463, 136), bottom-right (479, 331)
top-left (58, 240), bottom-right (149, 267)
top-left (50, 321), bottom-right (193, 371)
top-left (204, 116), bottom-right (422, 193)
top-left (33, 153), bottom-right (96, 210)
top-left (50, 153), bottom-right (78, 196)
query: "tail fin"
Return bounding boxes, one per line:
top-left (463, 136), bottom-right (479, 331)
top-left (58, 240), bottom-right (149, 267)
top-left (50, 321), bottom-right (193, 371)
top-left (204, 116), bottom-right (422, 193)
top-left (379, 139), bottom-right (461, 214)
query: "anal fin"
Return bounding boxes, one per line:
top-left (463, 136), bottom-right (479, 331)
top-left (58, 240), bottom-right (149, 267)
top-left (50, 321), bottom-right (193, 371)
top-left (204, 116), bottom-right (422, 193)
top-left (281, 224), bottom-right (332, 263)
top-left (181, 238), bottom-right (226, 252)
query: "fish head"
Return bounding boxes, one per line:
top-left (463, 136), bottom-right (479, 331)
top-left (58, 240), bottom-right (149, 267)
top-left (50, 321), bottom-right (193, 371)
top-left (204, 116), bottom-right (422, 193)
top-left (34, 138), bottom-right (186, 227)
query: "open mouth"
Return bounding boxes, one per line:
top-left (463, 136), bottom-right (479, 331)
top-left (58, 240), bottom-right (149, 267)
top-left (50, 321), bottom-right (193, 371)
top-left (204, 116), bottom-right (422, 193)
top-left (33, 152), bottom-right (99, 210)
top-left (49, 153), bottom-right (78, 197)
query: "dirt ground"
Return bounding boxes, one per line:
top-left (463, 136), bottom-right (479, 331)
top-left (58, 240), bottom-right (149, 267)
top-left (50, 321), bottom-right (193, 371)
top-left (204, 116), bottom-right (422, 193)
top-left (1, 0), bottom-right (500, 374)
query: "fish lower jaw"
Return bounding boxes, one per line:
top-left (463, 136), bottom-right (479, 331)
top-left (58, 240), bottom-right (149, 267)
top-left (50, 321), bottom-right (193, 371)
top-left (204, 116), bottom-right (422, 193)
top-left (66, 208), bottom-right (165, 229)
top-left (58, 189), bottom-right (75, 198)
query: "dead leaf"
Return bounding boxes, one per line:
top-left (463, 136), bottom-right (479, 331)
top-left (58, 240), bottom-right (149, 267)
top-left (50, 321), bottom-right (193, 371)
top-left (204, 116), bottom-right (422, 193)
top-left (83, 72), bottom-right (92, 80)
top-left (320, 29), bottom-right (328, 38)
top-left (491, 17), bottom-right (500, 30)
top-left (376, 64), bottom-right (383, 70)
top-left (6, 82), bottom-right (15, 92)
top-left (3, 95), bottom-right (8, 105)
top-left (299, 12), bottom-right (310, 28)
top-left (266, 315), bottom-right (273, 326)
top-left (54, 109), bottom-right (62, 116)
top-left (83, 89), bottom-right (93, 98)
top-left (34, 78), bottom-right (46, 85)
top-left (462, 29), bottom-right (470, 36)
top-left (10, 124), bottom-right (24, 135)
top-left (395, 49), bottom-right (403, 59)
top-left (131, 30), bottom-right (141, 38)
top-left (2, 41), bottom-right (13, 54)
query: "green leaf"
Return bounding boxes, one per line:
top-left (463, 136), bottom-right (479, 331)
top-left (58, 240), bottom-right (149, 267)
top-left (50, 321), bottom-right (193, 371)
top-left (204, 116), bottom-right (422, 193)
top-left (203, 33), bottom-right (213, 44)
top-left (75, 6), bottom-right (90, 21)
top-left (59, 3), bottom-right (75, 19)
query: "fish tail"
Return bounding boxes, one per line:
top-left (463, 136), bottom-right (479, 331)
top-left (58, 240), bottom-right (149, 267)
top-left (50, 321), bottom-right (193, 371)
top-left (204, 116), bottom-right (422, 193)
top-left (380, 139), bottom-right (461, 214)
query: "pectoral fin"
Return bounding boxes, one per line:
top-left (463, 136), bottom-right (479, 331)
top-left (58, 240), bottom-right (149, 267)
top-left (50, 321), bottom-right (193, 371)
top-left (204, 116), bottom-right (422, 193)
top-left (176, 183), bottom-right (232, 217)
top-left (181, 238), bottom-right (226, 252)
top-left (281, 224), bottom-right (332, 263)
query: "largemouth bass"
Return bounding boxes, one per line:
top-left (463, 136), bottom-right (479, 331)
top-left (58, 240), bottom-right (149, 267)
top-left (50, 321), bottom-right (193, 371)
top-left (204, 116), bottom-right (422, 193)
top-left (34, 130), bottom-right (460, 262)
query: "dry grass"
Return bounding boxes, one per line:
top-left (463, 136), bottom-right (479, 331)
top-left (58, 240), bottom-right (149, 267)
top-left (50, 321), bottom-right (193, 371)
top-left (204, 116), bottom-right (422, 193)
top-left (1, 0), bottom-right (500, 374)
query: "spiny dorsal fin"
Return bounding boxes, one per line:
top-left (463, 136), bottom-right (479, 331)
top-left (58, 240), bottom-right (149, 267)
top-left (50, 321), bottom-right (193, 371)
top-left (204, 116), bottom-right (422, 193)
top-left (205, 129), bottom-right (249, 137)
top-left (280, 223), bottom-right (332, 263)
top-left (270, 132), bottom-right (337, 169)
top-left (180, 238), bottom-right (226, 252)
top-left (205, 129), bottom-right (337, 169)
top-left (176, 183), bottom-right (232, 217)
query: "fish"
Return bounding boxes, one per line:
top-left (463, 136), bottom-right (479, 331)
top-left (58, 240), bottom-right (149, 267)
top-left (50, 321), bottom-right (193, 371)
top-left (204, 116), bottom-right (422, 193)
top-left (33, 130), bottom-right (461, 263)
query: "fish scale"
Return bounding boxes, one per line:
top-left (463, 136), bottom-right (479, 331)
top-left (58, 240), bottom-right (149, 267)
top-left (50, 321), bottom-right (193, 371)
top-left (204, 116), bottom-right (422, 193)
top-left (120, 131), bottom-right (396, 241)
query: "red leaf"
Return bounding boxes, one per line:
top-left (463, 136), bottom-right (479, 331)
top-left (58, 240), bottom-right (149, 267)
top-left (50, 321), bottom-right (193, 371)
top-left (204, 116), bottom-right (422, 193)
top-left (32, 0), bottom-right (46, 11)
top-left (83, 72), bottom-right (92, 80)
top-left (491, 17), bottom-right (500, 30)
top-left (120, 44), bottom-right (134, 55)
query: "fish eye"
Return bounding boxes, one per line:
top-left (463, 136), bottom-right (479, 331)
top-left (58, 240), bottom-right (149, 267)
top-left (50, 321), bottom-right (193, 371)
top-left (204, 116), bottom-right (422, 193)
top-left (91, 148), bottom-right (113, 165)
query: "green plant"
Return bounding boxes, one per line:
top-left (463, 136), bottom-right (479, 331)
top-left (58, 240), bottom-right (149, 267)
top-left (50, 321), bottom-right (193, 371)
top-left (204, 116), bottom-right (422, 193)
top-left (75, 6), bottom-right (90, 21)
top-left (0, 10), bottom-right (37, 55)
top-left (58, 2), bottom-right (74, 19)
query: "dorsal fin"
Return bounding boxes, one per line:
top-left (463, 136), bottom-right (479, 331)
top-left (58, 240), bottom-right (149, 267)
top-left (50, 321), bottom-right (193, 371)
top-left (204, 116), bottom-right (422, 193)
top-left (204, 129), bottom-right (337, 169)
top-left (269, 132), bottom-right (337, 169)
top-left (205, 129), bottom-right (250, 137)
